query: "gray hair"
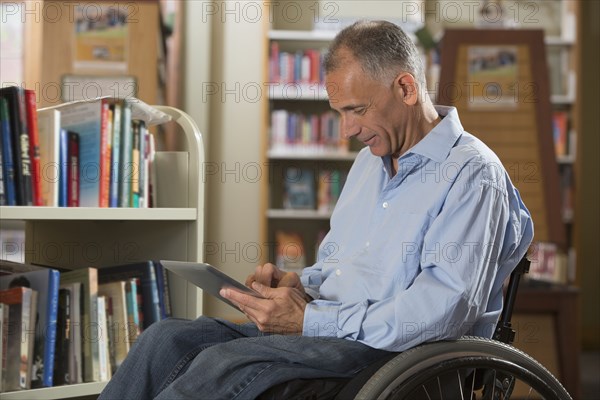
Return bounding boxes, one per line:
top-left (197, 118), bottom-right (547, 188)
top-left (324, 20), bottom-right (426, 92)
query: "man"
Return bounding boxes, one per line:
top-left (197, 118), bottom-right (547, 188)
top-left (100, 20), bottom-right (533, 399)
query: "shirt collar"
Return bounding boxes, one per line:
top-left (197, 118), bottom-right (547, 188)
top-left (400, 105), bottom-right (464, 163)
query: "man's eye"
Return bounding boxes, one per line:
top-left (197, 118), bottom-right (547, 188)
top-left (354, 108), bottom-right (365, 115)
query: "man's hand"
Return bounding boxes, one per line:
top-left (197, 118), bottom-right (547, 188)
top-left (220, 283), bottom-right (308, 334)
top-left (245, 263), bottom-right (302, 290)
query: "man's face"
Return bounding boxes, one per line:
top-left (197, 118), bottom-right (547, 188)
top-left (325, 55), bottom-right (407, 158)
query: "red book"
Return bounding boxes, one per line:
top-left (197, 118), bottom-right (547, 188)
top-left (99, 101), bottom-right (110, 207)
top-left (67, 131), bottom-right (80, 207)
top-left (25, 89), bottom-right (42, 205)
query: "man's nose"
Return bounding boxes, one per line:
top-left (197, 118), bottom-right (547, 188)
top-left (340, 114), bottom-right (360, 139)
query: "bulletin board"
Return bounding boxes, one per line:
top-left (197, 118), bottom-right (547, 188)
top-left (438, 29), bottom-right (565, 248)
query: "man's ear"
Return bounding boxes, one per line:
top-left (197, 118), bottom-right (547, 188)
top-left (394, 72), bottom-right (419, 106)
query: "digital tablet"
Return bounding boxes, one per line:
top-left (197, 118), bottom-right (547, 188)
top-left (159, 260), bottom-right (264, 309)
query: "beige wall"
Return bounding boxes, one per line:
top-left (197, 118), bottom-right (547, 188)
top-left (183, 1), bottom-right (266, 319)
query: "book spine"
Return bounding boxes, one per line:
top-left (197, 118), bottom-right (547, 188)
top-left (0, 124), bottom-right (4, 205)
top-left (119, 102), bottom-right (132, 207)
top-left (13, 88), bottom-right (33, 205)
top-left (58, 129), bottom-right (68, 207)
top-left (131, 120), bottom-right (140, 207)
top-left (109, 103), bottom-right (122, 208)
top-left (67, 132), bottom-right (80, 207)
top-left (24, 90), bottom-right (42, 206)
top-left (0, 98), bottom-right (16, 205)
top-left (99, 101), bottom-right (110, 207)
top-left (53, 288), bottom-right (71, 385)
top-left (42, 270), bottom-right (60, 387)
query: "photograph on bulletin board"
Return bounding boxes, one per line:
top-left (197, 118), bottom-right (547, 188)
top-left (74, 4), bottom-right (129, 71)
top-left (466, 45), bottom-right (519, 110)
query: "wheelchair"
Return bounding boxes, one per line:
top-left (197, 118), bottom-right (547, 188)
top-left (260, 257), bottom-right (573, 399)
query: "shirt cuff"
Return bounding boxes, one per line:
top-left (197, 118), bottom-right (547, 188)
top-left (302, 300), bottom-right (342, 338)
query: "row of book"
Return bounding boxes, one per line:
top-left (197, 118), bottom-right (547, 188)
top-left (270, 110), bottom-right (346, 153)
top-left (0, 86), bottom-right (157, 207)
top-left (269, 42), bottom-right (327, 84)
top-left (282, 167), bottom-right (348, 212)
top-left (552, 110), bottom-right (575, 158)
top-left (0, 260), bottom-right (170, 392)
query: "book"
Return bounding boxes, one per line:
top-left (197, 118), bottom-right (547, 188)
top-left (99, 101), bottom-right (110, 208)
top-left (67, 131), bottom-right (80, 207)
top-left (131, 120), bottom-right (141, 207)
top-left (153, 262), bottom-right (171, 319)
top-left (0, 286), bottom-right (36, 391)
top-left (119, 101), bottom-right (133, 207)
top-left (109, 102), bottom-right (122, 207)
top-left (0, 86), bottom-right (33, 206)
top-left (49, 98), bottom-right (109, 207)
top-left (0, 125), bottom-right (4, 205)
top-left (60, 268), bottom-right (100, 383)
top-left (98, 281), bottom-right (129, 372)
top-left (124, 280), bottom-right (140, 341)
top-left (101, 107), bottom-right (113, 208)
top-left (0, 267), bottom-right (60, 388)
top-left (283, 167), bottom-right (315, 209)
top-left (98, 261), bottom-right (161, 329)
top-left (0, 303), bottom-right (7, 391)
top-left (96, 296), bottom-right (111, 382)
top-left (36, 109), bottom-right (61, 207)
top-left (58, 129), bottom-right (68, 207)
top-left (552, 110), bottom-right (569, 157)
top-left (24, 90), bottom-right (42, 206)
top-left (60, 282), bottom-right (82, 384)
top-left (0, 97), bottom-right (16, 206)
top-left (274, 230), bottom-right (306, 274)
top-left (53, 288), bottom-right (71, 385)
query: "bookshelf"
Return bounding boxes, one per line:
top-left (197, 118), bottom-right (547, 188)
top-left (0, 106), bottom-right (205, 400)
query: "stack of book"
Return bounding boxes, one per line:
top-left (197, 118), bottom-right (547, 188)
top-left (0, 87), bottom-right (159, 208)
top-left (0, 260), bottom-right (171, 393)
top-left (270, 110), bottom-right (345, 153)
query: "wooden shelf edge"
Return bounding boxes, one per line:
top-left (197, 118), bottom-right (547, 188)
top-left (1, 381), bottom-right (107, 400)
top-left (0, 206), bottom-right (197, 221)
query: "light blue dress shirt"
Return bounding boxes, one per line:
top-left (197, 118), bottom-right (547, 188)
top-left (300, 106), bottom-right (534, 352)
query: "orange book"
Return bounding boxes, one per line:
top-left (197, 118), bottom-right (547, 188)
top-left (25, 89), bottom-right (42, 206)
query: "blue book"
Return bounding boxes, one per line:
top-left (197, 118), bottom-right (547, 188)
top-left (0, 265), bottom-right (60, 388)
top-left (98, 261), bottom-right (161, 329)
top-left (0, 97), bottom-right (16, 205)
top-left (53, 98), bottom-right (109, 207)
top-left (58, 129), bottom-right (68, 207)
top-left (153, 261), bottom-right (171, 319)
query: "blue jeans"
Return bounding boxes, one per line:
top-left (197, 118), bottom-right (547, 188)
top-left (99, 317), bottom-right (389, 399)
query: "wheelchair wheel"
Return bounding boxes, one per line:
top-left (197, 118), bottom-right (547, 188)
top-left (355, 336), bottom-right (571, 400)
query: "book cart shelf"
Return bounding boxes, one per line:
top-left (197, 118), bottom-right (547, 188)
top-left (0, 106), bottom-right (206, 400)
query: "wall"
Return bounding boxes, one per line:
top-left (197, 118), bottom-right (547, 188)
top-left (183, 1), bottom-right (266, 319)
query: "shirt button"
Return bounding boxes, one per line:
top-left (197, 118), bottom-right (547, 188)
top-left (382, 202), bottom-right (389, 209)
top-left (335, 269), bottom-right (342, 276)
top-left (365, 241), bottom-right (370, 247)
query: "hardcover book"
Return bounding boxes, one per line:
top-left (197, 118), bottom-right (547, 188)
top-left (0, 97), bottom-right (16, 205)
top-left (0, 286), bottom-right (36, 391)
top-left (49, 98), bottom-right (109, 207)
top-left (0, 87), bottom-right (32, 205)
top-left (98, 261), bottom-right (161, 329)
top-left (0, 267), bottom-right (60, 388)
top-left (60, 268), bottom-right (100, 382)
top-left (36, 109), bottom-right (61, 207)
